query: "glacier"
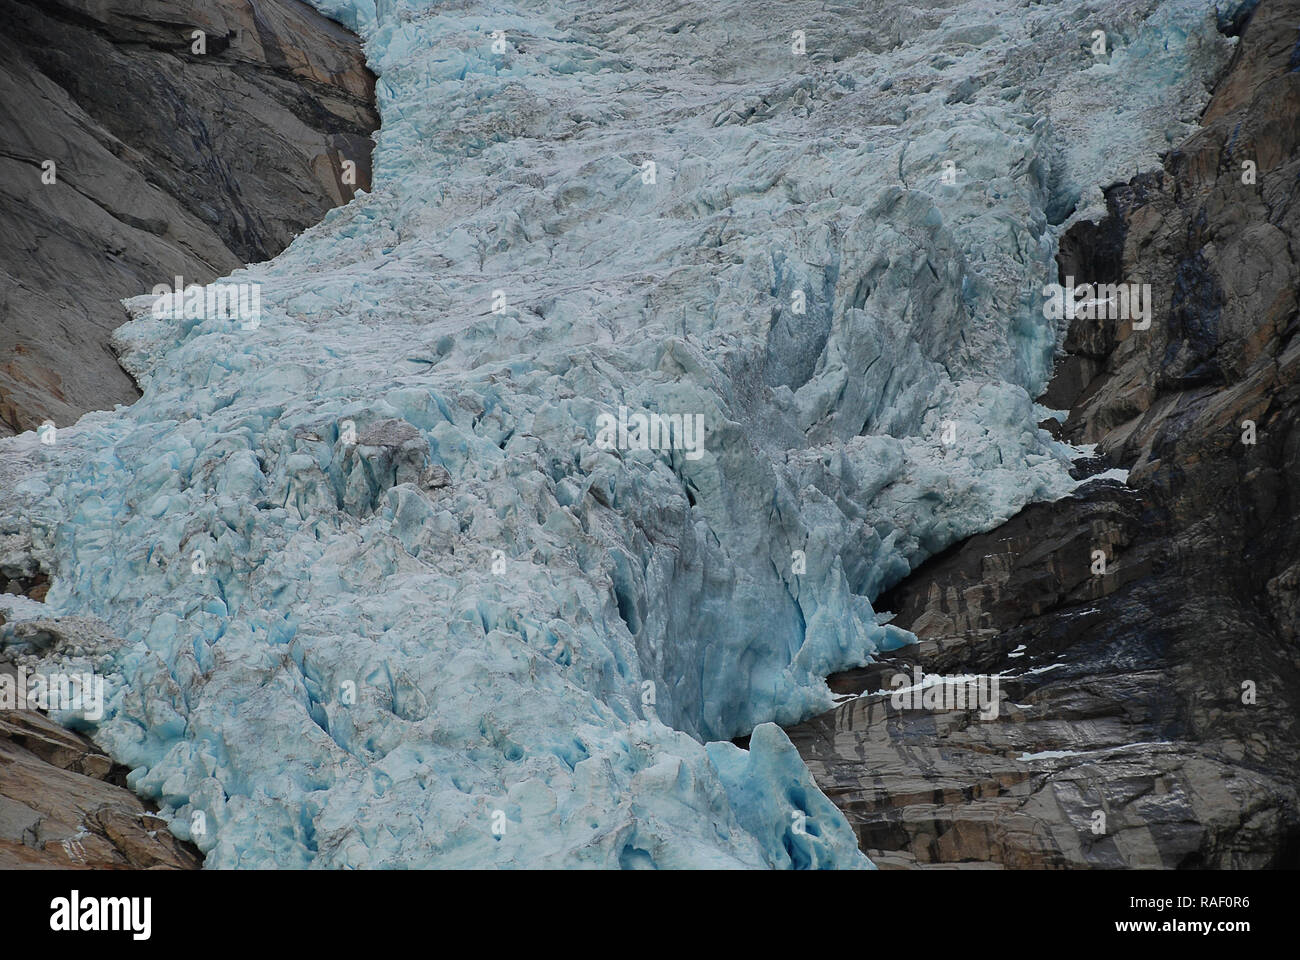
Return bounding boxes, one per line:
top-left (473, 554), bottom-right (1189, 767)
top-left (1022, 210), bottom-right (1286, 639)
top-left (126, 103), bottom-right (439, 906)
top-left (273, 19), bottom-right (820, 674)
top-left (0, 0), bottom-right (1233, 867)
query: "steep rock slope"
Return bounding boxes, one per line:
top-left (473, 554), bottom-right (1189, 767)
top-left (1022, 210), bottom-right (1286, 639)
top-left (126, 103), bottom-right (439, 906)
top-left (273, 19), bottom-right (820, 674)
top-left (0, 0), bottom-right (378, 436)
top-left (1, 0), bottom-right (1234, 867)
top-left (787, 0), bottom-right (1300, 868)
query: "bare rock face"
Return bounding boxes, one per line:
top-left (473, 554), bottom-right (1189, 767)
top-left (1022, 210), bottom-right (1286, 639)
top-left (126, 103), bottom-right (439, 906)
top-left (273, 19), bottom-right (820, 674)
top-left (0, 0), bottom-right (378, 436)
top-left (0, 710), bottom-right (202, 868)
top-left (0, 610), bottom-right (203, 868)
top-left (0, 652), bottom-right (200, 868)
top-left (787, 0), bottom-right (1300, 869)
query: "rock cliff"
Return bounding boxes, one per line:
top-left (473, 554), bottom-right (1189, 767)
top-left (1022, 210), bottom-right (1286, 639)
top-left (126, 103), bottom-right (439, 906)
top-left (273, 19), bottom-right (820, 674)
top-left (0, 0), bottom-right (378, 436)
top-left (788, 0), bottom-right (1300, 868)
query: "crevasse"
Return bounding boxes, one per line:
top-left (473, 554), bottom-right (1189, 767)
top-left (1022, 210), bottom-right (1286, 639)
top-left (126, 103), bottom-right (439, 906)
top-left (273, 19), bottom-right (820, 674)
top-left (0, 0), bottom-right (1231, 867)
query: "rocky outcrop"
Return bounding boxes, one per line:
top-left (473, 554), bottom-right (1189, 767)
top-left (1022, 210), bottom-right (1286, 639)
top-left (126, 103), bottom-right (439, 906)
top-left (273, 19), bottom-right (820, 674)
top-left (0, 712), bottom-right (203, 869)
top-left (0, 651), bottom-right (201, 868)
top-left (787, 0), bottom-right (1300, 868)
top-left (0, 0), bottom-right (378, 436)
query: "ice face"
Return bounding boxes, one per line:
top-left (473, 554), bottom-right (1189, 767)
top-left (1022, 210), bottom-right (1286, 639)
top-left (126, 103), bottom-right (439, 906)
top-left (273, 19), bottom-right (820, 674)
top-left (0, 0), bottom-right (1231, 867)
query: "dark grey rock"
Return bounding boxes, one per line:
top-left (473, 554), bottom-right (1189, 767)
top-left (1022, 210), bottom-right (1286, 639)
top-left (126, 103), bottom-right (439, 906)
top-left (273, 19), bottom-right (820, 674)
top-left (0, 0), bottom-right (378, 436)
top-left (788, 0), bottom-right (1300, 869)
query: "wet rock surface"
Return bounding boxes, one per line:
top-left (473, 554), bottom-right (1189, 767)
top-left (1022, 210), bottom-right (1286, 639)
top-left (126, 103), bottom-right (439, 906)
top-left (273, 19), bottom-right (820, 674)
top-left (788, 0), bottom-right (1300, 869)
top-left (0, 0), bottom-right (378, 436)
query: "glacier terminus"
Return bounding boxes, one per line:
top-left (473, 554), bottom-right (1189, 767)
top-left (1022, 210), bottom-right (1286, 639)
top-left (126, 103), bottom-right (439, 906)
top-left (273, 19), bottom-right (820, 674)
top-left (0, 0), bottom-right (1236, 868)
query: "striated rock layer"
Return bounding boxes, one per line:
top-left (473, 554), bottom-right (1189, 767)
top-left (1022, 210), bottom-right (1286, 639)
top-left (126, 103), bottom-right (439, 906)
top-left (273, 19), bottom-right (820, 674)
top-left (788, 0), bottom-right (1300, 869)
top-left (0, 0), bottom-right (378, 436)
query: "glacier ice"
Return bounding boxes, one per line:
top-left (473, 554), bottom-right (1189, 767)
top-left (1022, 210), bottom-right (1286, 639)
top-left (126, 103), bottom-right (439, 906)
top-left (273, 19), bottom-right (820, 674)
top-left (0, 0), bottom-right (1233, 867)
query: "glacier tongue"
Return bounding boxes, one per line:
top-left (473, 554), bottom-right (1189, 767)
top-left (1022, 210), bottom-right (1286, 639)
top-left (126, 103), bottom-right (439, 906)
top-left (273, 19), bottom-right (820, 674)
top-left (0, 0), bottom-right (1231, 867)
